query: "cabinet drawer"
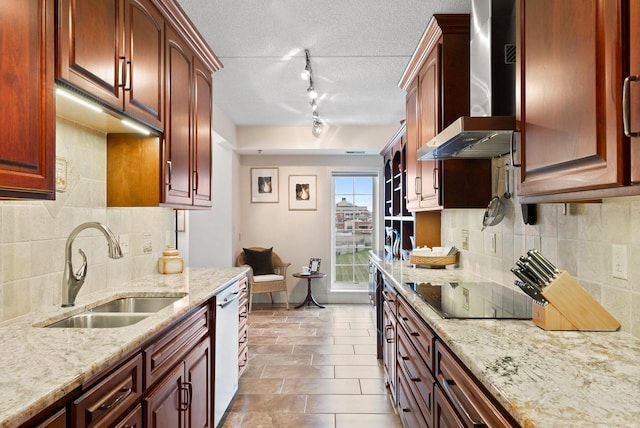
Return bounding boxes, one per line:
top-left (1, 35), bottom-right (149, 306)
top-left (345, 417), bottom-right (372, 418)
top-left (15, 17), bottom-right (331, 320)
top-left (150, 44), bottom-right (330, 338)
top-left (398, 297), bottom-right (435, 371)
top-left (144, 305), bottom-right (209, 387)
top-left (72, 354), bottom-right (143, 428)
top-left (396, 365), bottom-right (430, 428)
top-left (238, 345), bottom-right (249, 377)
top-left (434, 340), bottom-right (517, 428)
top-left (397, 323), bottom-right (435, 423)
top-left (382, 282), bottom-right (398, 315)
top-left (114, 404), bottom-right (142, 428)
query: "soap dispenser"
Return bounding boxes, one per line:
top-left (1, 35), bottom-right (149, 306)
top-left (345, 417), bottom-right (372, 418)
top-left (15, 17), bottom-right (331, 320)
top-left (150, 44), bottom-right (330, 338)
top-left (158, 246), bottom-right (184, 274)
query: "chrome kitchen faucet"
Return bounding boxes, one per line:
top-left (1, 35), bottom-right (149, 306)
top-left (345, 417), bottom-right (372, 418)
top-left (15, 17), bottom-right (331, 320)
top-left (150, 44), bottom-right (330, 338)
top-left (62, 222), bottom-right (123, 307)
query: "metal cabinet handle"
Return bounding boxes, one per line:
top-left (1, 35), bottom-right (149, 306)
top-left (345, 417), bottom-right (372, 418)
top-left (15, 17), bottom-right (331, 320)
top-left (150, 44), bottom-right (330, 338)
top-left (433, 167), bottom-right (439, 191)
top-left (509, 131), bottom-right (521, 167)
top-left (166, 160), bottom-right (172, 187)
top-left (124, 60), bottom-right (132, 92)
top-left (193, 171), bottom-right (199, 192)
top-left (623, 75), bottom-right (640, 137)
top-left (118, 56), bottom-right (127, 88)
top-left (384, 325), bottom-right (394, 343)
top-left (415, 177), bottom-right (421, 195)
top-left (179, 382), bottom-right (192, 411)
top-left (99, 386), bottom-right (132, 410)
top-left (442, 378), bottom-right (486, 427)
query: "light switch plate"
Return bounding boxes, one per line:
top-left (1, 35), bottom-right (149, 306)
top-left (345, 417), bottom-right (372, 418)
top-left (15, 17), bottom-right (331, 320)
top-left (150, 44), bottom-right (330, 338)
top-left (612, 244), bottom-right (627, 280)
top-left (462, 229), bottom-right (469, 250)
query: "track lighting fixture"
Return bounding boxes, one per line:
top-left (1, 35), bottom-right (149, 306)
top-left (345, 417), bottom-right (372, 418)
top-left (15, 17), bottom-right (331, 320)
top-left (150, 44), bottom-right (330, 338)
top-left (302, 49), bottom-right (323, 137)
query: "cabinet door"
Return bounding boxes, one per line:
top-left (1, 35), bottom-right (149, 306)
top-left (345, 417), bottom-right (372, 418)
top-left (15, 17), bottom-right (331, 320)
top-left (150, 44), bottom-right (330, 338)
top-left (144, 362), bottom-right (186, 428)
top-left (405, 78), bottom-right (421, 211)
top-left (164, 26), bottom-right (194, 206)
top-left (518, 0), bottom-right (625, 196)
top-left (418, 45), bottom-right (440, 209)
top-left (629, 1), bottom-right (640, 183)
top-left (57, 0), bottom-right (123, 107)
top-left (192, 58), bottom-right (214, 207)
top-left (123, 0), bottom-right (164, 129)
top-left (382, 299), bottom-right (397, 400)
top-left (185, 339), bottom-right (212, 428)
top-left (0, 0), bottom-right (55, 199)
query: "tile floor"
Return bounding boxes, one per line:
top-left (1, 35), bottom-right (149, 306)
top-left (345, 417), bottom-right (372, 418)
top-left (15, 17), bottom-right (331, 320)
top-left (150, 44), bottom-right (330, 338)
top-left (221, 303), bottom-right (402, 428)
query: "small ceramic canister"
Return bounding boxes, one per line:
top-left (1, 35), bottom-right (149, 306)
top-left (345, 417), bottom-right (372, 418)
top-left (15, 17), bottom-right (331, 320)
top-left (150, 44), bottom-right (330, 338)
top-left (158, 246), bottom-right (184, 274)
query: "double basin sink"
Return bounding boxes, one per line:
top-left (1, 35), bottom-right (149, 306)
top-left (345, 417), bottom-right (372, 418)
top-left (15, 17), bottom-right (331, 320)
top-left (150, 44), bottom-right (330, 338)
top-left (45, 295), bottom-right (187, 328)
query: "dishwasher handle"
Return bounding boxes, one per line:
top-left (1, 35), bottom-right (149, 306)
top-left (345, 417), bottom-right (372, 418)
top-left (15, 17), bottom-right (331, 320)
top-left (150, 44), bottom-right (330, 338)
top-left (217, 291), bottom-right (240, 308)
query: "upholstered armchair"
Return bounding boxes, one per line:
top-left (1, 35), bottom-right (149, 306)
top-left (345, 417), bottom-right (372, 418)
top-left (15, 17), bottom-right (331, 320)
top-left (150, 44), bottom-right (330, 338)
top-left (237, 247), bottom-right (290, 312)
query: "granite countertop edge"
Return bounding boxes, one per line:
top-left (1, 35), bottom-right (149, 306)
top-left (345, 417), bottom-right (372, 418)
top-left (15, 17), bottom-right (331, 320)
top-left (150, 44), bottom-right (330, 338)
top-left (370, 255), bottom-right (640, 428)
top-left (0, 266), bottom-right (249, 427)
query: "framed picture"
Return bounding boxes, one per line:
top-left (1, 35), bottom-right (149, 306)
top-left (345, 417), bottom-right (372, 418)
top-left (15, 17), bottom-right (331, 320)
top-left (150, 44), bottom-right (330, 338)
top-left (289, 175), bottom-right (317, 210)
top-left (251, 168), bottom-right (279, 203)
top-left (309, 258), bottom-right (321, 273)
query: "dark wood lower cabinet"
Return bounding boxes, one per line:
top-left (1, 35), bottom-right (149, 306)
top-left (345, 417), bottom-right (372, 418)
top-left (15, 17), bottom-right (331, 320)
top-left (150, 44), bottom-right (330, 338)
top-left (379, 280), bottom-right (520, 428)
top-left (144, 330), bottom-right (211, 428)
top-left (71, 354), bottom-right (143, 428)
top-left (397, 369), bottom-right (429, 428)
top-left (115, 405), bottom-right (143, 428)
top-left (433, 384), bottom-right (464, 428)
top-left (33, 408), bottom-right (66, 428)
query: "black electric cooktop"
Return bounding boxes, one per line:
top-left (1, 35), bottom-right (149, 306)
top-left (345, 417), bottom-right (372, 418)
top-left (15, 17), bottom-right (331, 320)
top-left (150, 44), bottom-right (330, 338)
top-left (405, 281), bottom-right (533, 319)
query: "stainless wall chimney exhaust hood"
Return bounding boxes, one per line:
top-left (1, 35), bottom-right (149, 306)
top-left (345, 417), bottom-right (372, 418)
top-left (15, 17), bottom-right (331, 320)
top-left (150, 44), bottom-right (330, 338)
top-left (419, 0), bottom-right (516, 161)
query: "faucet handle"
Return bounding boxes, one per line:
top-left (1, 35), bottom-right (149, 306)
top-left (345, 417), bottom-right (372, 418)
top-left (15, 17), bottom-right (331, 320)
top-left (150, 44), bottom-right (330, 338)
top-left (74, 248), bottom-right (88, 280)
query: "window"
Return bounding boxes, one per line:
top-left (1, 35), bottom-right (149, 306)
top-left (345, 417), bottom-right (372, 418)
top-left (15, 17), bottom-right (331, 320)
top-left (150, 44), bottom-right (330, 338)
top-left (332, 173), bottom-right (377, 291)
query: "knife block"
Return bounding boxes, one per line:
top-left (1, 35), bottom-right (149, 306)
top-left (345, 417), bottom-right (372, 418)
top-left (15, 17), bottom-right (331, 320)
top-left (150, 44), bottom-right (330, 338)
top-left (532, 271), bottom-right (620, 331)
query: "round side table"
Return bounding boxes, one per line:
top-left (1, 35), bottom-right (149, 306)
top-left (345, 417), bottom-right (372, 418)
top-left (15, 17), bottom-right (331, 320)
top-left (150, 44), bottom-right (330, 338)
top-left (293, 272), bottom-right (326, 309)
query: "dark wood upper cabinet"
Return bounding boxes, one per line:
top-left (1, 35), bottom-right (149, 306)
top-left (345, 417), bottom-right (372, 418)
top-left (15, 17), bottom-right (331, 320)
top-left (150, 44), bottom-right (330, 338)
top-left (400, 14), bottom-right (491, 212)
top-left (193, 58), bottom-right (214, 207)
top-left (164, 26), bottom-right (194, 206)
top-left (0, 0), bottom-right (56, 199)
top-left (517, 0), bottom-right (634, 201)
top-left (57, 0), bottom-right (164, 129)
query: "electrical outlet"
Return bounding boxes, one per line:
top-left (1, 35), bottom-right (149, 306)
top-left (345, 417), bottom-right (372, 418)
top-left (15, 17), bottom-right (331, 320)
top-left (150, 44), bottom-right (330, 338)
top-left (462, 229), bottom-right (469, 250)
top-left (490, 233), bottom-right (496, 253)
top-left (118, 234), bottom-right (130, 255)
top-left (143, 232), bottom-right (153, 254)
top-left (612, 244), bottom-right (627, 280)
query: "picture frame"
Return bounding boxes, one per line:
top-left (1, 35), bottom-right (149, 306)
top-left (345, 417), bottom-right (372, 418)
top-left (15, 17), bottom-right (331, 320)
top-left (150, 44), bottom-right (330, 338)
top-left (309, 258), bottom-right (321, 273)
top-left (251, 168), bottom-right (279, 203)
top-left (289, 174), bottom-right (317, 210)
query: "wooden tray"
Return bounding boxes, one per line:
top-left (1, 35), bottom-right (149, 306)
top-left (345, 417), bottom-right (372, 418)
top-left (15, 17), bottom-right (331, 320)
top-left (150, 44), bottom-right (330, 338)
top-left (410, 253), bottom-right (457, 268)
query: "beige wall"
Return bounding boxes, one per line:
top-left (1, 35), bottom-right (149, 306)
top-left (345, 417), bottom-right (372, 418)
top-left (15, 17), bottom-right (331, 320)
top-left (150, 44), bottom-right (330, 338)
top-left (442, 158), bottom-right (640, 338)
top-left (239, 154), bottom-right (383, 305)
top-left (0, 117), bottom-right (175, 321)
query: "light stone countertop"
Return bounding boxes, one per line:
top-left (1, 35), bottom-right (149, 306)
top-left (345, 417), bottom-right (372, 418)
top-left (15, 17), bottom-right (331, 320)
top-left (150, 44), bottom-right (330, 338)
top-left (371, 255), bottom-right (640, 428)
top-left (0, 267), bottom-right (249, 428)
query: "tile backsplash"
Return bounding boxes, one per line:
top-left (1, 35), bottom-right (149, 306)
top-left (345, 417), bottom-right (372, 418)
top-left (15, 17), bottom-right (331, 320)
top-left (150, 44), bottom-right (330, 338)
top-left (442, 162), bottom-right (640, 338)
top-left (0, 117), bottom-right (175, 321)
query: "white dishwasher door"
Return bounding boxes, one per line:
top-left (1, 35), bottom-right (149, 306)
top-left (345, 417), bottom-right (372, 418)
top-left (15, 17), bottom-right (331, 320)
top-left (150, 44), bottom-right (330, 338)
top-left (214, 281), bottom-right (240, 426)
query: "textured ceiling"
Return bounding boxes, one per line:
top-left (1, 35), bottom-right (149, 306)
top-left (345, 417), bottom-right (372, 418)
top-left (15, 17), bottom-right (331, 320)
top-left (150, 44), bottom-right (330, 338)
top-left (177, 0), bottom-right (472, 129)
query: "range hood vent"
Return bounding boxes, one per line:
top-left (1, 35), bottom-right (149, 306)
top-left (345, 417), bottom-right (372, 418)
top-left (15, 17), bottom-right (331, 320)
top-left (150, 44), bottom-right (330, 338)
top-left (418, 116), bottom-right (515, 160)
top-left (419, 0), bottom-right (516, 161)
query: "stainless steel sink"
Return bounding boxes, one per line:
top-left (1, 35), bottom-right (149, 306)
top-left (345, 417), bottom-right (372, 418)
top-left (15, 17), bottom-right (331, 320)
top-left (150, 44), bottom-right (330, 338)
top-left (90, 296), bottom-right (184, 313)
top-left (45, 313), bottom-right (152, 328)
top-left (43, 294), bottom-right (187, 328)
